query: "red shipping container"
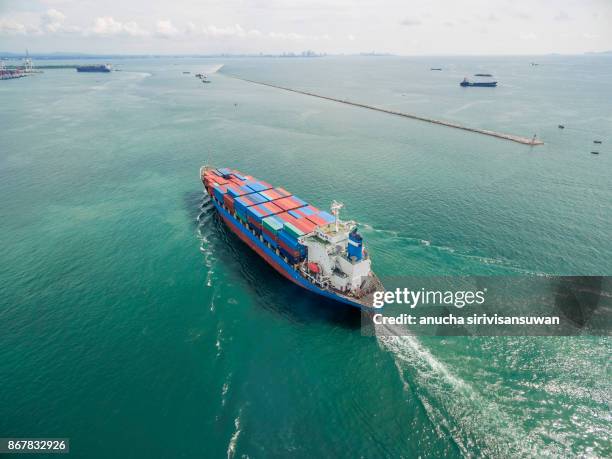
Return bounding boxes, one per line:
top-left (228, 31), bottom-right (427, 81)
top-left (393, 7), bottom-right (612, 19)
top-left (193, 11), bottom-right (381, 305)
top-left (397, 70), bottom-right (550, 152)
top-left (278, 239), bottom-right (300, 258)
top-left (305, 214), bottom-right (327, 227)
top-left (223, 194), bottom-right (235, 212)
top-left (259, 201), bottom-right (283, 216)
top-left (273, 211), bottom-right (291, 223)
top-left (279, 212), bottom-right (316, 234)
top-left (274, 197), bottom-right (306, 211)
top-left (248, 215), bottom-right (261, 229)
top-left (261, 189), bottom-right (282, 200)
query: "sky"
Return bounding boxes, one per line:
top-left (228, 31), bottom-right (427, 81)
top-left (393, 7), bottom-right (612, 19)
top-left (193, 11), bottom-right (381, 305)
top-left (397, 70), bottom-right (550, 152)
top-left (0, 0), bottom-right (611, 55)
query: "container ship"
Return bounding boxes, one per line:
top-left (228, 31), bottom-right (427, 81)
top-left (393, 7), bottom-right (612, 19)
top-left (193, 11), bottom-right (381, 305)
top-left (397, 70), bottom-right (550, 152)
top-left (76, 64), bottom-right (112, 73)
top-left (200, 166), bottom-right (383, 310)
top-left (460, 77), bottom-right (497, 87)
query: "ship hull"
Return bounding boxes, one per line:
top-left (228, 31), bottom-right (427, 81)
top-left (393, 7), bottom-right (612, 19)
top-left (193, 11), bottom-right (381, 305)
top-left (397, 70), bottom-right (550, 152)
top-left (460, 82), bottom-right (497, 87)
top-left (210, 198), bottom-right (368, 310)
top-left (76, 66), bottom-right (111, 73)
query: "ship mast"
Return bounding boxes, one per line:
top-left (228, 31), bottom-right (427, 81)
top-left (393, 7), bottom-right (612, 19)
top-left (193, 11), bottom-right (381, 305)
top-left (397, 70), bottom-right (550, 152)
top-left (331, 200), bottom-right (343, 232)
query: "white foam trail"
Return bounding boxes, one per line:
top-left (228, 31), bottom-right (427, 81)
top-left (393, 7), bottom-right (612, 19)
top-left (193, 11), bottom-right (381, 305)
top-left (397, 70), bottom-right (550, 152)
top-left (209, 64), bottom-right (224, 74)
top-left (227, 410), bottom-right (242, 459)
top-left (221, 381), bottom-right (230, 407)
top-left (360, 222), bottom-right (546, 275)
top-left (210, 294), bottom-right (216, 312)
top-left (215, 327), bottom-right (223, 357)
top-left (376, 324), bottom-right (546, 456)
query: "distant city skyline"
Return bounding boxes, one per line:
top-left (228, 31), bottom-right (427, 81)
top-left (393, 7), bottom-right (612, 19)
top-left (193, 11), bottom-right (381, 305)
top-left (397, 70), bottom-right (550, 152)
top-left (1, 0), bottom-right (611, 55)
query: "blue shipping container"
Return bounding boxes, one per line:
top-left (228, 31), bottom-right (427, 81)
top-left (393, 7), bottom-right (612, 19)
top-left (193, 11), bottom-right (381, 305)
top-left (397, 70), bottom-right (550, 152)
top-left (263, 232), bottom-right (278, 248)
top-left (213, 185), bottom-right (226, 201)
top-left (278, 230), bottom-right (305, 254)
top-left (318, 211), bottom-right (335, 223)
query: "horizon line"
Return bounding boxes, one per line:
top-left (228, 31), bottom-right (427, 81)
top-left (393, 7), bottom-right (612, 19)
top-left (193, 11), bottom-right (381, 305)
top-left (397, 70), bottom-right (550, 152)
top-left (1, 50), bottom-right (611, 59)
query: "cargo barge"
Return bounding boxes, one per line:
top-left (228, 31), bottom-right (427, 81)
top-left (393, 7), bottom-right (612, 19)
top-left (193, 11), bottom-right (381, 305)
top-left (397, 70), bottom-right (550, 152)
top-left (200, 166), bottom-right (383, 310)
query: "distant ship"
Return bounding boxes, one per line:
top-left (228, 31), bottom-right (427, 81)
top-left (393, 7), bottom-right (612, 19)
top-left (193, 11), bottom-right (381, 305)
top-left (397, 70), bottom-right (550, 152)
top-left (76, 64), bottom-right (112, 73)
top-left (474, 73), bottom-right (493, 77)
top-left (200, 166), bottom-right (383, 309)
top-left (460, 78), bottom-right (497, 87)
top-left (430, 68), bottom-right (442, 71)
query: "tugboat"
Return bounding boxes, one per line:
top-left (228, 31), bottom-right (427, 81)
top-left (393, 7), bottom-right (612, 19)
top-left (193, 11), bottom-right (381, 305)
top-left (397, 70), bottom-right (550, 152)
top-left (460, 77), bottom-right (497, 87)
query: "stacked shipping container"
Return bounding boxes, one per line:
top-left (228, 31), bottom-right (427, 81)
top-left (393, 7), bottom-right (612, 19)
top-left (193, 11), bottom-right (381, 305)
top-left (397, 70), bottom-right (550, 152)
top-left (202, 167), bottom-right (336, 264)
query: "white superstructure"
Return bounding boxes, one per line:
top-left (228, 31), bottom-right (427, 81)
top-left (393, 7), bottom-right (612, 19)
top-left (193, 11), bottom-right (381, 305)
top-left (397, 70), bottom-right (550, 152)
top-left (298, 204), bottom-right (375, 297)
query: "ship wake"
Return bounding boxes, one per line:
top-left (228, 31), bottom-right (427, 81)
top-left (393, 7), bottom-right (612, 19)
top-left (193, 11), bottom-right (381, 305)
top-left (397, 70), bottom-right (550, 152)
top-left (376, 326), bottom-right (548, 456)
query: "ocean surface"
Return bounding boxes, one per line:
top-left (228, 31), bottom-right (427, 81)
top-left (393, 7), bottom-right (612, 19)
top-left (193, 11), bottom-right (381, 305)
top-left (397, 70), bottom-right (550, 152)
top-left (1, 56), bottom-right (611, 457)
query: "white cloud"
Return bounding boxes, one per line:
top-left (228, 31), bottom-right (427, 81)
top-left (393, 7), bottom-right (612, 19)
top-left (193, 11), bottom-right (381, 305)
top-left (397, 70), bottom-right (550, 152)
top-left (0, 1), bottom-right (607, 55)
top-left (514, 11), bottom-right (531, 20)
top-left (519, 32), bottom-right (537, 40)
top-left (400, 18), bottom-right (422, 27)
top-left (43, 9), bottom-right (83, 34)
top-left (0, 9), bottom-right (75, 36)
top-left (91, 16), bottom-right (147, 37)
top-left (123, 22), bottom-right (148, 37)
top-left (182, 23), bottom-right (326, 41)
top-left (156, 20), bottom-right (179, 38)
top-left (42, 9), bottom-right (65, 31)
top-left (0, 18), bottom-right (27, 35)
top-left (92, 17), bottom-right (123, 35)
top-left (192, 24), bottom-right (263, 39)
top-left (204, 24), bottom-right (250, 38)
top-left (267, 30), bottom-right (330, 41)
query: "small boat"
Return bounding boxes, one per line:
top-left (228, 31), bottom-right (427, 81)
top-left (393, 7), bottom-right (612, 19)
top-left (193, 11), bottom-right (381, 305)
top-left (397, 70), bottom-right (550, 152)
top-left (591, 151), bottom-right (600, 155)
top-left (593, 140), bottom-right (602, 144)
top-left (474, 73), bottom-right (493, 77)
top-left (183, 71), bottom-right (191, 74)
top-left (430, 68), bottom-right (442, 71)
top-left (558, 125), bottom-right (565, 129)
top-left (460, 78), bottom-right (497, 87)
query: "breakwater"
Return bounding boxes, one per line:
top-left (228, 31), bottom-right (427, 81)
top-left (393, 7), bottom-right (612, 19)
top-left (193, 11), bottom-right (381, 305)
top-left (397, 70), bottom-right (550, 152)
top-left (226, 75), bottom-right (544, 146)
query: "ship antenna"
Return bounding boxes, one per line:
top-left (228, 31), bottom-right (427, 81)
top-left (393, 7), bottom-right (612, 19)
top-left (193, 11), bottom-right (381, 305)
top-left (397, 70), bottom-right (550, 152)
top-left (331, 200), bottom-right (344, 232)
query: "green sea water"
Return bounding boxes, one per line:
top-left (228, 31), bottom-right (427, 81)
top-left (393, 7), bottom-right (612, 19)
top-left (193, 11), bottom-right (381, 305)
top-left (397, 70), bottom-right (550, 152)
top-left (1, 56), bottom-right (611, 457)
